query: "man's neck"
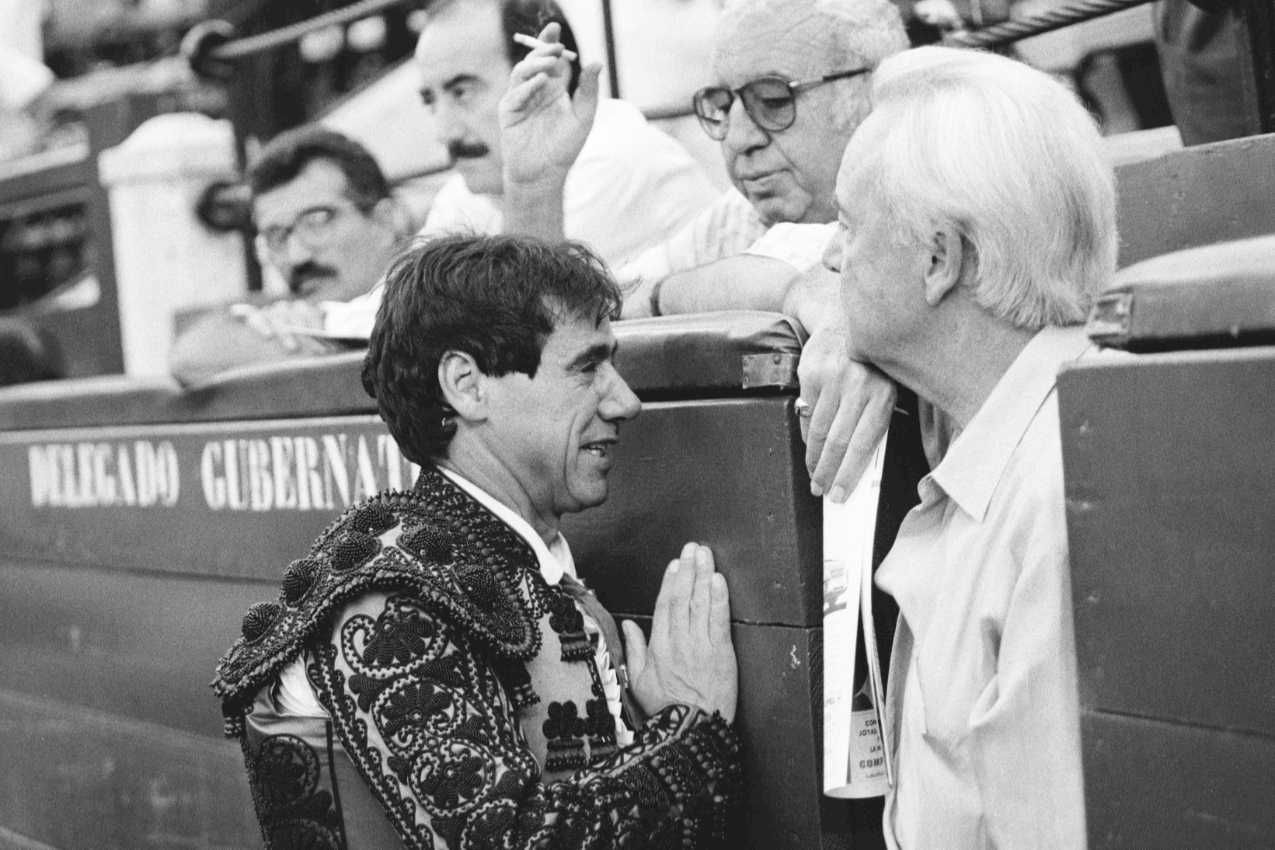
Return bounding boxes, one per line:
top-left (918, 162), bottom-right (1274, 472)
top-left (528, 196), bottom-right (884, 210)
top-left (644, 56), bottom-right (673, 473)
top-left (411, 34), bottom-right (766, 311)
top-left (880, 302), bottom-right (1036, 430)
top-left (436, 445), bottom-right (559, 546)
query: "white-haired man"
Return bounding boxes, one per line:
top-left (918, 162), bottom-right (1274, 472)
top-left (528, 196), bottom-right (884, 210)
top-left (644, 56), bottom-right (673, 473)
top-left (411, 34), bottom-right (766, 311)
top-left (824, 46), bottom-right (1117, 848)
top-left (503, 0), bottom-right (911, 500)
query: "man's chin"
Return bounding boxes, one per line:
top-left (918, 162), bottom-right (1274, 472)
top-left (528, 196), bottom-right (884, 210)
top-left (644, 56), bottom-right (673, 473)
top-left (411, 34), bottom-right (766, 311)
top-left (748, 194), bottom-right (808, 228)
top-left (563, 483), bottom-right (609, 515)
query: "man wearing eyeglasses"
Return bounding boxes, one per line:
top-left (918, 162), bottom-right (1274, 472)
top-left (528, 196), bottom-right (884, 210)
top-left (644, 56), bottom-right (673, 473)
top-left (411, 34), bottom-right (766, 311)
top-left (503, 0), bottom-right (910, 500)
top-left (168, 127), bottom-right (411, 386)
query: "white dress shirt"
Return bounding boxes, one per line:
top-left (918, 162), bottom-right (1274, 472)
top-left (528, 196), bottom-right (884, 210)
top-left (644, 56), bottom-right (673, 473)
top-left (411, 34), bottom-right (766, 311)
top-left (615, 188), bottom-right (837, 288)
top-left (878, 325), bottom-right (1091, 850)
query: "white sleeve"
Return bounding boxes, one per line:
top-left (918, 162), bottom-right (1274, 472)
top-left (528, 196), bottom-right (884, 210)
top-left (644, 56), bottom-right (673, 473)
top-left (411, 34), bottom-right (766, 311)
top-left (562, 100), bottom-right (718, 269)
top-left (742, 222), bottom-right (839, 274)
top-left (614, 189), bottom-right (767, 287)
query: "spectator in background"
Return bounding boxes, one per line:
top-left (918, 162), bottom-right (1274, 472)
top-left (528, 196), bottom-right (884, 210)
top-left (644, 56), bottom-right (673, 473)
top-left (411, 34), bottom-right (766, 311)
top-left (1154, 0), bottom-right (1252, 145)
top-left (500, 0), bottom-right (911, 500)
top-left (412, 0), bottom-right (718, 271)
top-left (0, 45), bottom-right (54, 161)
top-left (823, 45), bottom-right (1116, 848)
top-left (615, 0), bottom-right (909, 320)
top-left (167, 126), bottom-right (411, 386)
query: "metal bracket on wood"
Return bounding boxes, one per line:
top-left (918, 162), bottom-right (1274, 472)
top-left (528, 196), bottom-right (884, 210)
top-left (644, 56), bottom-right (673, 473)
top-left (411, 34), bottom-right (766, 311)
top-left (742, 353), bottom-right (800, 390)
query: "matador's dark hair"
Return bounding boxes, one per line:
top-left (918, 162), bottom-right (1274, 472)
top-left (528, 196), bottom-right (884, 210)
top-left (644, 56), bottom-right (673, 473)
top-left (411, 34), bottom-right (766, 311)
top-left (362, 233), bottom-right (621, 465)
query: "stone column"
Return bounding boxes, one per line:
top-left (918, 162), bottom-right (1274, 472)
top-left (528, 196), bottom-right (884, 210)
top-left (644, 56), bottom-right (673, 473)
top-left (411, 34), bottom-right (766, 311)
top-left (98, 112), bottom-right (247, 377)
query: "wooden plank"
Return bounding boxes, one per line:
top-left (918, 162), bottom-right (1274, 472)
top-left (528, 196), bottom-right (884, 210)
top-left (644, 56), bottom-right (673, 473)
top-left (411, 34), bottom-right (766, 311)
top-left (0, 560), bottom-right (266, 736)
top-left (1115, 132), bottom-right (1275, 267)
top-left (0, 398), bottom-right (825, 626)
top-left (0, 688), bottom-right (257, 850)
top-left (1059, 348), bottom-right (1275, 735)
top-left (1084, 711), bottom-right (1275, 850)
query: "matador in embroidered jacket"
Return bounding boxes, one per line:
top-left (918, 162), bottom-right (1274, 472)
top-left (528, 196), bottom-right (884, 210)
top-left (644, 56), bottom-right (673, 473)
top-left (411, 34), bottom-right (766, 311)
top-left (214, 233), bottom-right (742, 849)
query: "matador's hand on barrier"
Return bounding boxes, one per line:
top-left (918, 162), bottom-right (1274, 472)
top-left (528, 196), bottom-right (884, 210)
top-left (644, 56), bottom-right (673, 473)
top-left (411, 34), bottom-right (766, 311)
top-left (622, 543), bottom-right (737, 723)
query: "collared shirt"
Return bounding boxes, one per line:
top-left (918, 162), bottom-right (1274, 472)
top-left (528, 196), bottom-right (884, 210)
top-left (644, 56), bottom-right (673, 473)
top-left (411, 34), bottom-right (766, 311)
top-left (278, 468), bottom-right (632, 746)
top-left (878, 325), bottom-right (1091, 850)
top-left (320, 281), bottom-right (383, 338)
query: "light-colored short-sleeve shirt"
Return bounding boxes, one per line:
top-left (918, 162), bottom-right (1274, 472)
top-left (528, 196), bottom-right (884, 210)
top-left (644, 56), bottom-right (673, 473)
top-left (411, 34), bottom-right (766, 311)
top-left (878, 324), bottom-right (1091, 850)
top-left (615, 188), bottom-right (837, 288)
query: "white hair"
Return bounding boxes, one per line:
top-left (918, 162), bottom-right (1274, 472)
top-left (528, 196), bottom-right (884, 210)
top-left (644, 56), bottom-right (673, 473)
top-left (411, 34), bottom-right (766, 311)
top-left (718, 0), bottom-right (908, 75)
top-left (844, 46), bottom-right (1118, 328)
top-left (715, 0), bottom-right (908, 134)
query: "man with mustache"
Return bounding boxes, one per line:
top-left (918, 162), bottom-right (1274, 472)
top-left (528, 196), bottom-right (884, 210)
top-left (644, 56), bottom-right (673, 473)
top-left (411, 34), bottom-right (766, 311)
top-left (412, 0), bottom-right (717, 271)
top-left (168, 127), bottom-right (410, 386)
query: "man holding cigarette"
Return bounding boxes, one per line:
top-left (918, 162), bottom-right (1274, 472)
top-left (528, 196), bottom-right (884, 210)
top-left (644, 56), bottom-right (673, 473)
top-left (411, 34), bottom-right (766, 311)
top-left (412, 0), bottom-right (717, 270)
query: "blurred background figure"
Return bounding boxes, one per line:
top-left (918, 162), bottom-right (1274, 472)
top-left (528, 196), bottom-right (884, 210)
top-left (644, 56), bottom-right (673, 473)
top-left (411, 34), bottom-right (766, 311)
top-left (1154, 0), bottom-right (1251, 145)
top-left (167, 126), bottom-right (411, 385)
top-left (0, 317), bottom-right (65, 386)
top-left (0, 46), bottom-right (55, 162)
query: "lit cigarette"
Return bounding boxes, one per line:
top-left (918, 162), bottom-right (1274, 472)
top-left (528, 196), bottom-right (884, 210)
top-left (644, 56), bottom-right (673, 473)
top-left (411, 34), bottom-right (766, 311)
top-left (512, 32), bottom-right (577, 62)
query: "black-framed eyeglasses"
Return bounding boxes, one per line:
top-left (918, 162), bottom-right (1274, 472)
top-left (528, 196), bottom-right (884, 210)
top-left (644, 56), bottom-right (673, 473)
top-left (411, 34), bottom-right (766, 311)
top-left (258, 203), bottom-right (353, 255)
top-left (692, 69), bottom-right (871, 141)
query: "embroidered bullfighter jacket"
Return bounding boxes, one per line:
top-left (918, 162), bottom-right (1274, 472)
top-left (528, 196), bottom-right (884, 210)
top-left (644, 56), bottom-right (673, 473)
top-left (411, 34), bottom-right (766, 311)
top-left (213, 466), bottom-right (742, 849)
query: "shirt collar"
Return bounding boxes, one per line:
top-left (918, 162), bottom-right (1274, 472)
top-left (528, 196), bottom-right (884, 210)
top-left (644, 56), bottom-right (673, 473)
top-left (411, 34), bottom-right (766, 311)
top-left (436, 465), bottom-right (575, 586)
top-left (929, 325), bottom-right (1091, 522)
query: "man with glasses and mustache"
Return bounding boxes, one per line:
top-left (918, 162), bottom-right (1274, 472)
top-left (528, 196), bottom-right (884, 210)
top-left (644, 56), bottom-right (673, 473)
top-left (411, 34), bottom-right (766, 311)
top-left (412, 0), bottom-right (717, 271)
top-left (502, 0), bottom-right (910, 501)
top-left (168, 126), bottom-right (411, 386)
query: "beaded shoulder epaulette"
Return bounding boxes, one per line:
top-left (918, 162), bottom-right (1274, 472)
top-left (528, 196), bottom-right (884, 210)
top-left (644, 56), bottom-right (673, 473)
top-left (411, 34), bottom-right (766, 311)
top-left (212, 466), bottom-right (546, 731)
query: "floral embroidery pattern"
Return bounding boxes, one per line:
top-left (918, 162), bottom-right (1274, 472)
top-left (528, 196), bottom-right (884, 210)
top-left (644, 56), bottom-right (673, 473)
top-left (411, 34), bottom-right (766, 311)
top-left (249, 734), bottom-right (344, 849)
top-left (220, 469), bottom-right (743, 850)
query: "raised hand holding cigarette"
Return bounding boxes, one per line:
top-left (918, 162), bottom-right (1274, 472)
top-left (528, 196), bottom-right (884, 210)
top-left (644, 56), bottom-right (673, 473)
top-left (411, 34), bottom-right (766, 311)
top-left (499, 21), bottom-right (602, 241)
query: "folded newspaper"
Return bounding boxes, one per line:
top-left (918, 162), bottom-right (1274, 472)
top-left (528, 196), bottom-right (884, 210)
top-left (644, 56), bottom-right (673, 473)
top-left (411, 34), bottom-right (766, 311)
top-left (822, 440), bottom-right (893, 798)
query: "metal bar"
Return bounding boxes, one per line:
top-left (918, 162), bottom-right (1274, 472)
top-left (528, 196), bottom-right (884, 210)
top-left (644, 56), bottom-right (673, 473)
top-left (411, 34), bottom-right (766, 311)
top-left (599, 0), bottom-right (621, 99)
top-left (208, 0), bottom-right (409, 61)
top-left (943, 0), bottom-right (1154, 51)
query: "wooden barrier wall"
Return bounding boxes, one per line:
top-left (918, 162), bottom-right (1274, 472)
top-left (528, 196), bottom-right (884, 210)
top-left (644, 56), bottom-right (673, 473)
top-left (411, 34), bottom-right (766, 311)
top-left (0, 312), bottom-right (889, 849)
